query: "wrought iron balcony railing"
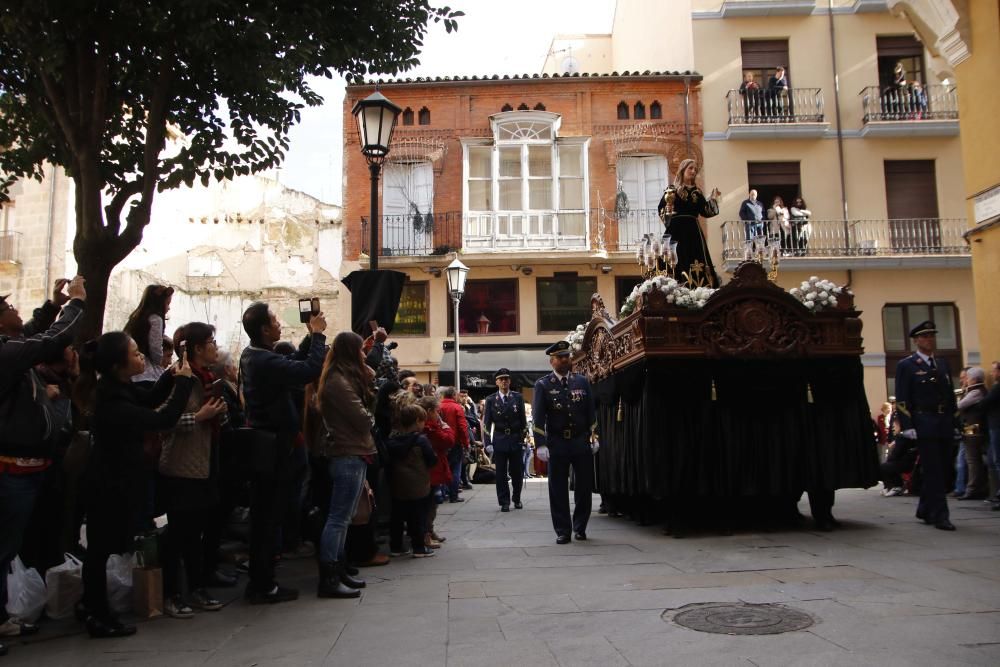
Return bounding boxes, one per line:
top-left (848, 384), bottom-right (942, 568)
top-left (360, 212), bottom-right (464, 257)
top-left (0, 231), bottom-right (20, 263)
top-left (721, 218), bottom-right (969, 260)
top-left (726, 87), bottom-right (825, 124)
top-left (860, 84), bottom-right (958, 123)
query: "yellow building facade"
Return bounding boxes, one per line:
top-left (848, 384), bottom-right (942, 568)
top-left (544, 0), bottom-right (977, 412)
top-left (886, 0), bottom-right (1000, 375)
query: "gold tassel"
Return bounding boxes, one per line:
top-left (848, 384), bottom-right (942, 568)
top-left (711, 379), bottom-right (717, 402)
top-left (616, 397), bottom-right (624, 422)
top-left (807, 383), bottom-right (814, 404)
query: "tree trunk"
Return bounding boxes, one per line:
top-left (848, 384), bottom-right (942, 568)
top-left (75, 250), bottom-right (112, 340)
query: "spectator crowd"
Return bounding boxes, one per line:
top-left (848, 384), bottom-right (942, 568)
top-left (0, 279), bottom-right (542, 655)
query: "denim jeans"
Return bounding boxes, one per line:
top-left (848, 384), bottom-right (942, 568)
top-left (0, 470), bottom-right (45, 622)
top-left (447, 446), bottom-right (463, 500)
top-left (954, 442), bottom-right (967, 495)
top-left (319, 456), bottom-right (367, 564)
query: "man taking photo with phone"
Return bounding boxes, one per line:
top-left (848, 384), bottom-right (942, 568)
top-left (239, 301), bottom-right (327, 604)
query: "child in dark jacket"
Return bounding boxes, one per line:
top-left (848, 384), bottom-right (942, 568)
top-left (386, 402), bottom-right (437, 557)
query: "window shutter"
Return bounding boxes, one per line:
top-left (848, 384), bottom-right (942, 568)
top-left (876, 35), bottom-right (923, 58)
top-left (884, 160), bottom-right (938, 219)
top-left (740, 39), bottom-right (789, 70)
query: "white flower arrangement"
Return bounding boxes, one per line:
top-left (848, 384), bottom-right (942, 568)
top-left (788, 276), bottom-right (844, 312)
top-left (564, 323), bottom-right (586, 352)
top-left (619, 275), bottom-right (719, 317)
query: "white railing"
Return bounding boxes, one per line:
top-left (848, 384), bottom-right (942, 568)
top-left (726, 87), bottom-right (825, 124)
top-left (463, 211), bottom-right (588, 251)
top-left (860, 84), bottom-right (959, 123)
top-left (721, 218), bottom-right (969, 260)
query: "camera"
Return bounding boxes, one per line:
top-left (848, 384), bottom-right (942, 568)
top-left (298, 297), bottom-right (320, 324)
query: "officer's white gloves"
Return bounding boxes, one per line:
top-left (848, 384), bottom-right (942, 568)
top-left (900, 428), bottom-right (917, 440)
top-left (536, 446), bottom-right (550, 462)
top-left (485, 445), bottom-right (494, 456)
top-left (590, 438), bottom-right (600, 454)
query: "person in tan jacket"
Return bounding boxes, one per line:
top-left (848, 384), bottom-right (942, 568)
top-left (158, 322), bottom-right (227, 618)
top-left (314, 331), bottom-right (377, 598)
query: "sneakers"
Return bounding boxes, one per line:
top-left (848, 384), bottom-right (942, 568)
top-left (411, 546), bottom-right (436, 558)
top-left (424, 534), bottom-right (442, 549)
top-left (390, 548), bottom-right (412, 557)
top-left (882, 486), bottom-right (904, 497)
top-left (0, 617), bottom-right (39, 637)
top-left (164, 595), bottom-right (195, 619)
top-left (191, 589), bottom-right (224, 611)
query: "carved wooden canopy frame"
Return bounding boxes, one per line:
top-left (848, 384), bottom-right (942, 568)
top-left (574, 262), bottom-right (864, 384)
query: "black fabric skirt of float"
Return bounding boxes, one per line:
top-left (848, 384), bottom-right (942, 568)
top-left (663, 214), bottom-right (719, 288)
top-left (592, 357), bottom-right (879, 500)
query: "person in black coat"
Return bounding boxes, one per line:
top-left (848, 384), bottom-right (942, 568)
top-left (483, 368), bottom-right (528, 511)
top-left (894, 321), bottom-right (960, 531)
top-left (80, 331), bottom-right (195, 637)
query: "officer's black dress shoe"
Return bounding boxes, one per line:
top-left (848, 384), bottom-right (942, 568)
top-left (935, 519), bottom-right (956, 531)
top-left (514, 501), bottom-right (523, 510)
top-left (574, 531), bottom-right (587, 541)
top-left (556, 534), bottom-right (571, 544)
top-left (500, 505), bottom-right (510, 512)
top-left (86, 616), bottom-right (137, 639)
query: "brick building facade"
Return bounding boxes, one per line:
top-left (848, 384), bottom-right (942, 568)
top-left (341, 72), bottom-right (707, 395)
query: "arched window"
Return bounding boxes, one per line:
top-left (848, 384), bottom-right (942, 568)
top-left (517, 103), bottom-right (529, 111)
top-left (418, 107), bottom-right (430, 125)
top-left (650, 101), bottom-right (662, 119)
top-left (617, 101), bottom-right (629, 120)
top-left (634, 102), bottom-right (646, 120)
top-left (501, 103), bottom-right (513, 112)
top-left (533, 102), bottom-right (546, 111)
top-left (402, 107), bottom-right (414, 126)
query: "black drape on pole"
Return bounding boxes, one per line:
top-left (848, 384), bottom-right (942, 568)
top-left (341, 269), bottom-right (407, 336)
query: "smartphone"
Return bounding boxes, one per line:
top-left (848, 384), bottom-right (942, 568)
top-left (208, 378), bottom-right (225, 399)
top-left (178, 340), bottom-right (187, 363)
top-left (298, 297), bottom-right (320, 324)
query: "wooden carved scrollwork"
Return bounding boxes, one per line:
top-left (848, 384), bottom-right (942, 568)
top-left (697, 299), bottom-right (818, 358)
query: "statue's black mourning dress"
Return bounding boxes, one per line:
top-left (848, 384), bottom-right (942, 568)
top-left (658, 185), bottom-right (720, 287)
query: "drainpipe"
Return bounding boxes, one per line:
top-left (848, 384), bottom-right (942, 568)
top-left (683, 76), bottom-right (692, 157)
top-left (43, 164), bottom-right (57, 290)
top-left (828, 0), bottom-right (850, 249)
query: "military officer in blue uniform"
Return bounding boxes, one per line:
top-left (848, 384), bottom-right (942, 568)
top-left (532, 340), bottom-right (598, 544)
top-left (894, 320), bottom-right (960, 531)
top-left (483, 368), bottom-right (528, 512)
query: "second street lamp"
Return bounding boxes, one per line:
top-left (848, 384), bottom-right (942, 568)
top-left (352, 88), bottom-right (402, 271)
top-left (445, 257), bottom-right (470, 390)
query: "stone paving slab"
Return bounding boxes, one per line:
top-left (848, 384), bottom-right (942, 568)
top-left (3, 480), bottom-right (1000, 666)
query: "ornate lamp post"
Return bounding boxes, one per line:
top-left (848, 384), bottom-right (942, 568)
top-left (352, 89), bottom-right (402, 271)
top-left (445, 257), bottom-right (470, 389)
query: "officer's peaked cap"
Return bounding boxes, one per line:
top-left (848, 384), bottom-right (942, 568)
top-left (908, 320), bottom-right (937, 338)
top-left (494, 368), bottom-right (511, 380)
top-left (545, 340), bottom-right (572, 356)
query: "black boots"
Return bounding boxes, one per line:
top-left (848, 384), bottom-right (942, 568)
top-left (317, 562), bottom-right (360, 598)
top-left (339, 563), bottom-right (366, 589)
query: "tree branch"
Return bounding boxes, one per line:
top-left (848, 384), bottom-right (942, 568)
top-left (37, 71), bottom-right (82, 156)
top-left (105, 179), bottom-right (143, 235)
top-left (90, 31), bottom-right (111, 147)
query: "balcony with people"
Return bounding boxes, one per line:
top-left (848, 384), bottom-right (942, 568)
top-left (720, 217), bottom-right (970, 271)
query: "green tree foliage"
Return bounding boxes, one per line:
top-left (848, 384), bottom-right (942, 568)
top-left (0, 0), bottom-right (461, 335)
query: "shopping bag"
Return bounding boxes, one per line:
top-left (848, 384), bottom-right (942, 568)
top-left (5, 556), bottom-right (46, 623)
top-left (106, 554), bottom-right (134, 615)
top-left (132, 567), bottom-right (163, 618)
top-left (44, 553), bottom-right (83, 620)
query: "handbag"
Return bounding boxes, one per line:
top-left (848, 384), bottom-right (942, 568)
top-left (351, 479), bottom-right (374, 526)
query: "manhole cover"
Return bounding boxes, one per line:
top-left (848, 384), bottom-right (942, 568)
top-left (667, 602), bottom-right (814, 636)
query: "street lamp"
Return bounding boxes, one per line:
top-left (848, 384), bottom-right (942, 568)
top-left (352, 88), bottom-right (402, 271)
top-left (445, 257), bottom-right (470, 390)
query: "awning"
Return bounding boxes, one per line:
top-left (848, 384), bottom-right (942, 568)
top-left (438, 343), bottom-right (551, 391)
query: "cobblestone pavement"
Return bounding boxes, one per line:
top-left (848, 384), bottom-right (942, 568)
top-left (5, 481), bottom-right (1000, 666)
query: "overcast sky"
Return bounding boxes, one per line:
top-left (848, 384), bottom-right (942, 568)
top-left (277, 0), bottom-right (616, 205)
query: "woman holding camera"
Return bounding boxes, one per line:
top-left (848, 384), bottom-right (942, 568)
top-left (79, 332), bottom-right (194, 638)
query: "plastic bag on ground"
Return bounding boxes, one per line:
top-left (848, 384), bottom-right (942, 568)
top-left (6, 556), bottom-right (46, 623)
top-left (45, 553), bottom-right (84, 620)
top-left (106, 553), bottom-right (135, 615)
